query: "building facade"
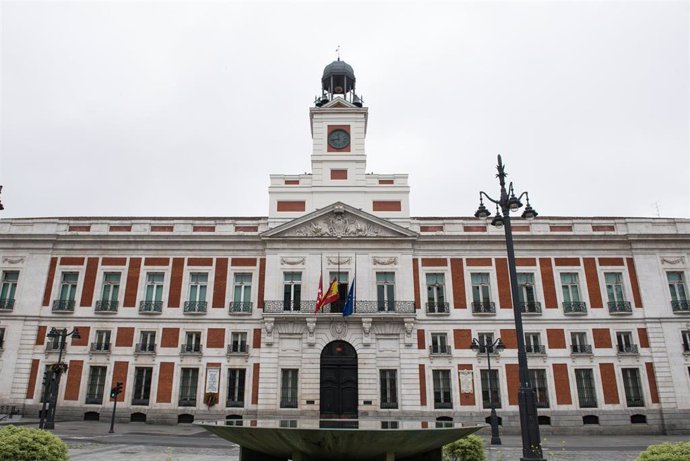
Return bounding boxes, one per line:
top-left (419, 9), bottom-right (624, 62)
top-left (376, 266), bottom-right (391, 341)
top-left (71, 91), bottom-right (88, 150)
top-left (1, 60), bottom-right (689, 433)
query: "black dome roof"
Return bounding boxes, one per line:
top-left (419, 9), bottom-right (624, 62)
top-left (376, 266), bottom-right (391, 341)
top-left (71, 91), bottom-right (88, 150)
top-left (322, 60), bottom-right (355, 82)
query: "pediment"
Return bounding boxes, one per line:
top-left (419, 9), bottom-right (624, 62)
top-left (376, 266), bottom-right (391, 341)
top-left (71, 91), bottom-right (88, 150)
top-left (262, 202), bottom-right (418, 239)
top-left (321, 98), bottom-right (357, 109)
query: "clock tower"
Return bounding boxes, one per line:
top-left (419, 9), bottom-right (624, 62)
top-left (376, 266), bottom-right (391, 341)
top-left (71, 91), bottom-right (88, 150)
top-left (268, 59), bottom-right (410, 226)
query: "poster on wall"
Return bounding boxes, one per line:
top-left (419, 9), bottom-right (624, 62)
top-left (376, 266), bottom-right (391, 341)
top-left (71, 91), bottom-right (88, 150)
top-left (459, 370), bottom-right (474, 394)
top-left (206, 368), bottom-right (220, 393)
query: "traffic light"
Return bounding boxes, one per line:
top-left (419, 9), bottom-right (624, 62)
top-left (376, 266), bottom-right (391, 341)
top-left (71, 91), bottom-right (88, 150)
top-left (110, 382), bottom-right (123, 399)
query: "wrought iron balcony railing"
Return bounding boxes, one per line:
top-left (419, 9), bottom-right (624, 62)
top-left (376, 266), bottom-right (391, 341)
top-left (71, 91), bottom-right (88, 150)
top-left (85, 396), bottom-right (103, 405)
top-left (280, 398), bottom-right (298, 409)
top-left (426, 302), bottom-right (450, 314)
top-left (672, 300), bottom-right (690, 312)
top-left (0, 298), bottom-right (15, 310)
top-left (227, 344), bottom-right (249, 354)
top-left (471, 301), bottom-right (496, 314)
top-left (520, 301), bottom-right (542, 314)
top-left (617, 344), bottom-right (639, 354)
top-left (52, 299), bottom-right (75, 312)
top-left (578, 398), bottom-right (598, 408)
top-left (526, 344), bottom-right (546, 354)
top-left (429, 345), bottom-right (452, 355)
top-left (626, 398), bottom-right (644, 407)
top-left (535, 400), bottom-right (550, 409)
top-left (139, 301), bottom-right (163, 313)
top-left (563, 301), bottom-right (587, 314)
top-left (181, 344), bottom-right (202, 354)
top-left (608, 301), bottom-right (632, 314)
top-left (571, 344), bottom-right (593, 354)
top-left (229, 301), bottom-right (252, 314)
top-left (90, 342), bottom-right (111, 353)
top-left (178, 398), bottom-right (196, 407)
top-left (263, 300), bottom-right (415, 314)
top-left (132, 398), bottom-right (150, 406)
top-left (95, 300), bottom-right (118, 312)
top-left (380, 401), bottom-right (398, 409)
top-left (226, 399), bottom-right (244, 408)
top-left (135, 343), bottom-right (156, 354)
top-left (433, 401), bottom-right (453, 409)
top-left (183, 301), bottom-right (207, 314)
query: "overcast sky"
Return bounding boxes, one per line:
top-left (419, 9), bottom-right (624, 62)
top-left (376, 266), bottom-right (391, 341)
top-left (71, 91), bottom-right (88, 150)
top-left (1, 1), bottom-right (688, 219)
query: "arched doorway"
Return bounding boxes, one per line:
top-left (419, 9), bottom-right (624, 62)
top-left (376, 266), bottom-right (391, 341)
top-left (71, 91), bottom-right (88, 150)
top-left (320, 340), bottom-right (358, 419)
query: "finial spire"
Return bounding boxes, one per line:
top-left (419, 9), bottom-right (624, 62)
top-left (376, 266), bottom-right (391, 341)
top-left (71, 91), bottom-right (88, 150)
top-left (335, 44), bottom-right (341, 61)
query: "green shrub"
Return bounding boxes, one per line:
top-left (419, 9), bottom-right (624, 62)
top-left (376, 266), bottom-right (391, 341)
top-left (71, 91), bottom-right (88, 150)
top-left (637, 442), bottom-right (690, 461)
top-left (443, 434), bottom-right (485, 461)
top-left (0, 425), bottom-right (69, 461)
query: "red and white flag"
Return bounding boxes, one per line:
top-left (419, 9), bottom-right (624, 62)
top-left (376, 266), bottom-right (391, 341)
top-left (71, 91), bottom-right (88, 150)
top-left (315, 275), bottom-right (324, 312)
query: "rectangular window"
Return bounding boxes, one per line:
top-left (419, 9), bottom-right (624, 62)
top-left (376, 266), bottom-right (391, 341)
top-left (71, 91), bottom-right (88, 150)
top-left (93, 330), bottom-right (111, 351)
top-left (283, 272), bottom-right (302, 311)
top-left (432, 370), bottom-right (452, 409)
top-left (616, 331), bottom-right (636, 353)
top-left (59, 272), bottom-right (79, 301)
top-left (430, 333), bottom-right (450, 354)
top-left (179, 368), bottom-right (199, 406)
top-left (471, 273), bottom-right (492, 308)
top-left (233, 273), bottom-right (253, 307)
top-left (328, 272), bottom-right (349, 313)
top-left (560, 273), bottom-right (581, 303)
top-left (227, 368), bottom-right (246, 407)
top-left (605, 272), bottom-right (626, 303)
top-left (138, 331), bottom-right (156, 352)
top-left (100, 272), bottom-right (121, 303)
top-left (376, 272), bottom-right (395, 311)
top-left (518, 273), bottom-right (538, 311)
top-left (145, 273), bottom-right (165, 302)
top-left (280, 369), bottom-right (299, 408)
top-left (480, 369), bottom-right (501, 409)
top-left (0, 270), bottom-right (19, 308)
top-left (0, 327), bottom-right (5, 349)
top-left (477, 332), bottom-right (495, 349)
top-left (230, 332), bottom-right (248, 353)
top-left (570, 332), bottom-right (590, 353)
top-left (528, 369), bottom-right (549, 408)
top-left (132, 367), bottom-right (153, 405)
top-left (380, 370), bottom-right (398, 409)
top-left (183, 332), bottom-right (202, 352)
top-left (188, 272), bottom-right (208, 302)
top-left (668, 272), bottom-right (689, 311)
top-left (622, 368), bottom-right (644, 407)
top-left (85, 366), bottom-right (107, 404)
top-left (426, 273), bottom-right (446, 312)
top-left (682, 330), bottom-right (690, 353)
top-left (525, 333), bottom-right (543, 354)
top-left (575, 369), bottom-right (597, 408)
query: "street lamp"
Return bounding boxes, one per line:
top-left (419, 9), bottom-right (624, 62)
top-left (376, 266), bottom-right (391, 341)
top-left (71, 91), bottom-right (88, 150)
top-left (474, 155), bottom-right (544, 461)
top-left (471, 337), bottom-right (505, 445)
top-left (39, 327), bottom-right (80, 430)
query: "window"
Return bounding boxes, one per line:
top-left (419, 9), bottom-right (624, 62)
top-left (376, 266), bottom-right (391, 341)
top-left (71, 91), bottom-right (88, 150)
top-left (232, 273), bottom-right (252, 312)
top-left (92, 330), bottom-right (111, 352)
top-left (430, 333), bottom-right (450, 354)
top-left (570, 332), bottom-right (590, 354)
top-left (283, 272), bottom-right (302, 311)
top-left (561, 273), bottom-right (585, 313)
top-left (380, 370), bottom-right (398, 409)
top-left (144, 273), bottom-right (164, 302)
top-left (528, 369), bottom-right (549, 408)
top-left (0, 270), bottom-right (18, 309)
top-left (477, 332), bottom-right (495, 349)
top-left (432, 370), bottom-right (452, 409)
top-left (605, 272), bottom-right (628, 311)
top-left (621, 368), bottom-right (644, 407)
top-left (471, 273), bottom-right (493, 312)
top-left (682, 330), bottom-right (690, 353)
top-left (229, 332), bottom-right (248, 353)
top-left (616, 331), bottom-right (637, 354)
top-left (137, 331), bottom-right (156, 353)
top-left (328, 272), bottom-right (349, 313)
top-left (85, 366), bottom-right (107, 404)
top-left (426, 273), bottom-right (447, 312)
top-left (98, 272), bottom-right (121, 310)
top-left (518, 273), bottom-right (539, 312)
top-left (668, 272), bottom-right (689, 311)
top-left (227, 368), bottom-right (246, 407)
top-left (179, 368), bottom-right (199, 406)
top-left (0, 327), bottom-right (5, 349)
top-left (47, 328), bottom-right (60, 350)
top-left (480, 369), bottom-right (501, 409)
top-left (132, 367), bottom-right (153, 405)
top-left (183, 332), bottom-right (202, 353)
top-left (56, 272), bottom-right (78, 310)
top-left (376, 272), bottom-right (395, 311)
top-left (525, 333), bottom-right (544, 354)
top-left (575, 369), bottom-right (597, 408)
top-left (188, 273), bottom-right (208, 302)
top-left (280, 369), bottom-right (299, 408)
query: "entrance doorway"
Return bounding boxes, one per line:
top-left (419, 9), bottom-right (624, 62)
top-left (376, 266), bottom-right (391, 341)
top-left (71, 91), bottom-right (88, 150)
top-left (320, 340), bottom-right (358, 419)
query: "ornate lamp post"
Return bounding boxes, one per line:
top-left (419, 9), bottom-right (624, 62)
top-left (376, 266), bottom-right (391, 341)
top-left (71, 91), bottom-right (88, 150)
top-left (471, 336), bottom-right (505, 445)
top-left (40, 327), bottom-right (80, 430)
top-left (474, 155), bottom-right (544, 460)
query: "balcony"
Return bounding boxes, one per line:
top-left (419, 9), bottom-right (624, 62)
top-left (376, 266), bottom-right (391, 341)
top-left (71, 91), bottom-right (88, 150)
top-left (563, 301), bottom-right (587, 315)
top-left (180, 344), bottom-right (202, 355)
top-left (433, 401), bottom-right (453, 410)
top-left (608, 301), bottom-right (632, 314)
top-left (227, 344), bottom-right (249, 355)
top-left (52, 299), bottom-right (75, 313)
top-left (672, 300), bottom-right (690, 313)
top-left (526, 344), bottom-right (546, 355)
top-left (139, 301), bottom-right (163, 314)
top-left (429, 345), bottom-right (452, 356)
top-left (263, 300), bottom-right (415, 314)
top-left (178, 398), bottom-right (196, 407)
top-left (183, 301), bottom-right (207, 314)
top-left (229, 301), bottom-right (252, 314)
top-left (95, 300), bottom-right (118, 313)
top-left (226, 399), bottom-right (244, 408)
top-left (571, 344), bottom-right (593, 355)
top-left (626, 398), bottom-right (645, 408)
top-left (85, 395), bottom-right (103, 405)
top-left (471, 301), bottom-right (496, 315)
top-left (520, 301), bottom-right (542, 314)
top-left (132, 398), bottom-right (150, 406)
top-left (135, 343), bottom-right (156, 354)
top-left (90, 342), bottom-right (111, 353)
top-left (578, 398), bottom-right (598, 408)
top-left (0, 298), bottom-right (15, 311)
top-left (617, 344), bottom-right (639, 355)
top-left (426, 302), bottom-right (450, 315)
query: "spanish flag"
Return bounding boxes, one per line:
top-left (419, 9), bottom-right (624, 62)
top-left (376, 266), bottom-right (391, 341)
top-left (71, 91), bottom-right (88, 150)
top-left (316, 277), bottom-right (339, 313)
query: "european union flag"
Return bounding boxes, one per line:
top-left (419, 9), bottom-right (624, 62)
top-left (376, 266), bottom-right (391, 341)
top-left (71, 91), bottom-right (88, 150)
top-left (343, 278), bottom-right (355, 316)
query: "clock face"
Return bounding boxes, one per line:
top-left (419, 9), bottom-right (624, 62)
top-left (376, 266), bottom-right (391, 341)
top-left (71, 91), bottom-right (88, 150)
top-left (328, 129), bottom-right (350, 149)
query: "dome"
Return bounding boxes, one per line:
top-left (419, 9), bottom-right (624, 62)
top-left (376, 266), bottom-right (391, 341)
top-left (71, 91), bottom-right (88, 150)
top-left (321, 59), bottom-right (356, 94)
top-left (321, 59), bottom-right (356, 81)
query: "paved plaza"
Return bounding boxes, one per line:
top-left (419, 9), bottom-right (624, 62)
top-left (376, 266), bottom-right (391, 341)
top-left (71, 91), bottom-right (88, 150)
top-left (8, 420), bottom-right (677, 461)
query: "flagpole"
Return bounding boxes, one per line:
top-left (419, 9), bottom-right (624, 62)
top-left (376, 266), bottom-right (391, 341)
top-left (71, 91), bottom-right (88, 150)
top-left (354, 253), bottom-right (357, 313)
